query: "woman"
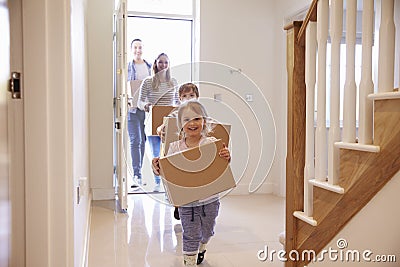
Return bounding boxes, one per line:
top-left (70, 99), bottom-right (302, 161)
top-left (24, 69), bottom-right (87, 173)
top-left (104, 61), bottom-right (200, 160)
top-left (137, 52), bottom-right (179, 191)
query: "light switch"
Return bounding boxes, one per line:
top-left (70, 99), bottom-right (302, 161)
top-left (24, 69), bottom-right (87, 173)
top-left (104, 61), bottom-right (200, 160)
top-left (214, 94), bottom-right (222, 102)
top-left (245, 94), bottom-right (253, 102)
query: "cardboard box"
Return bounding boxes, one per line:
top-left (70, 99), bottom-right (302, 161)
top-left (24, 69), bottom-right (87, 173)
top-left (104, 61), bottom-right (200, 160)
top-left (160, 117), bottom-right (180, 157)
top-left (159, 139), bottom-right (236, 206)
top-left (145, 105), bottom-right (176, 136)
top-left (160, 116), bottom-right (231, 157)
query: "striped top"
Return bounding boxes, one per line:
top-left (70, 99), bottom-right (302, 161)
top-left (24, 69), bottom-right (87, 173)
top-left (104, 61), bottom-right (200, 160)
top-left (137, 76), bottom-right (179, 110)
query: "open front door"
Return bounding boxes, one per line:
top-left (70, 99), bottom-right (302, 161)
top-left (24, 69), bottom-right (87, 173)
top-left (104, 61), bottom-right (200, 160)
top-left (114, 0), bottom-right (128, 211)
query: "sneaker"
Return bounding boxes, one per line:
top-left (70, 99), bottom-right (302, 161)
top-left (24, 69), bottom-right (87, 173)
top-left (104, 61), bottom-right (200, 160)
top-left (197, 250), bottom-right (206, 265)
top-left (134, 175), bottom-right (147, 185)
top-left (131, 175), bottom-right (147, 189)
top-left (131, 176), bottom-right (139, 188)
top-left (153, 184), bottom-right (161, 192)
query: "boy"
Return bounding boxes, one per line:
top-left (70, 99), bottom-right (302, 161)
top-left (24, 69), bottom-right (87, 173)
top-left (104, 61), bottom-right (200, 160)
top-left (156, 83), bottom-right (200, 220)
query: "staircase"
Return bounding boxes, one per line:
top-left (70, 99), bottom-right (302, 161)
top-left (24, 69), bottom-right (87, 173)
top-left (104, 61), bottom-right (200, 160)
top-left (284, 1), bottom-right (400, 266)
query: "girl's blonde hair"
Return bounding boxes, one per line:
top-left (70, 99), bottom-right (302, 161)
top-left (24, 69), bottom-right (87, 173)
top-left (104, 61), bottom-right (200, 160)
top-left (177, 100), bottom-right (213, 137)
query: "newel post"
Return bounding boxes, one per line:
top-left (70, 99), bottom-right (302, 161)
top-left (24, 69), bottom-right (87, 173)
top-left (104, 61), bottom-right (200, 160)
top-left (284, 21), bottom-right (306, 267)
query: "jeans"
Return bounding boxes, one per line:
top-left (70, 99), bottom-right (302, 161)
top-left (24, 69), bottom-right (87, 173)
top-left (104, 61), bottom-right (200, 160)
top-left (147, 135), bottom-right (161, 185)
top-left (127, 109), bottom-right (146, 180)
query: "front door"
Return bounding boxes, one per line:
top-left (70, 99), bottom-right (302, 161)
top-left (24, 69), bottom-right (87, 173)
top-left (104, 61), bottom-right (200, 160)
top-left (114, 0), bottom-right (128, 211)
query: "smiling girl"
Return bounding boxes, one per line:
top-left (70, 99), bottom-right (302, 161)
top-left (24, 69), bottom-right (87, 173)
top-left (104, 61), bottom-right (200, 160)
top-left (152, 100), bottom-right (231, 266)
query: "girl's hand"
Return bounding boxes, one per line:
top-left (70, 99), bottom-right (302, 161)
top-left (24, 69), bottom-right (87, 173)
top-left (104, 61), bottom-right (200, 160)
top-left (152, 157), bottom-right (160, 175)
top-left (157, 124), bottom-right (166, 142)
top-left (218, 143), bottom-right (231, 161)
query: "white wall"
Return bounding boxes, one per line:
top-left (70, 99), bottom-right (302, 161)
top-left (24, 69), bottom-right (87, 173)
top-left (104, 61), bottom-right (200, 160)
top-left (198, 0), bottom-right (311, 196)
top-left (309, 171), bottom-right (400, 267)
top-left (87, 0), bottom-right (114, 200)
top-left (198, 0), bottom-right (278, 195)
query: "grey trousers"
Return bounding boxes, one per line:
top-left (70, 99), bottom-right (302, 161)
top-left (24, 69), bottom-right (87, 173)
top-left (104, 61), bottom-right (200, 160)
top-left (179, 200), bottom-right (220, 254)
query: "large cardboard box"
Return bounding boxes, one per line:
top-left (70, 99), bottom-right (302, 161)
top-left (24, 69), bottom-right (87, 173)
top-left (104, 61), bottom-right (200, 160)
top-left (145, 105), bottom-right (176, 136)
top-left (159, 139), bottom-right (236, 206)
top-left (160, 116), bottom-right (231, 157)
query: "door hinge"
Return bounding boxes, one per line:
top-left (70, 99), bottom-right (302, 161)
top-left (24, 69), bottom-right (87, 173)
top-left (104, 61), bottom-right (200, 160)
top-left (8, 72), bottom-right (21, 99)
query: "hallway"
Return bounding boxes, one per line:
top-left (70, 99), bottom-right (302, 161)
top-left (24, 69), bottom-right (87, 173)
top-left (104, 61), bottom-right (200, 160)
top-left (88, 193), bottom-right (285, 267)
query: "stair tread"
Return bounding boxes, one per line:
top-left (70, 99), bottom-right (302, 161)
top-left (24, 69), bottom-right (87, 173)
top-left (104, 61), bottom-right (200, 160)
top-left (309, 179), bottom-right (345, 194)
top-left (368, 91), bottom-right (400, 100)
top-left (335, 142), bottom-right (380, 152)
top-left (293, 211), bottom-right (318, 226)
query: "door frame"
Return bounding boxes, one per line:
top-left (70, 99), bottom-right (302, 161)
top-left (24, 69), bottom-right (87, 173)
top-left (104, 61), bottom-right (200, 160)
top-left (7, 0), bottom-right (25, 266)
top-left (22, 0), bottom-right (74, 265)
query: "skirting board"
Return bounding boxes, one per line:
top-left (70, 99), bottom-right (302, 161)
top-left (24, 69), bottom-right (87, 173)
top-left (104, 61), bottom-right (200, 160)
top-left (92, 188), bottom-right (115, 200)
top-left (228, 182), bottom-right (275, 195)
top-left (91, 183), bottom-right (276, 199)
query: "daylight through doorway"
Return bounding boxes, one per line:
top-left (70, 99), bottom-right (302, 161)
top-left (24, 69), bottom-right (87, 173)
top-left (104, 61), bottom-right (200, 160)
top-left (125, 15), bottom-right (193, 194)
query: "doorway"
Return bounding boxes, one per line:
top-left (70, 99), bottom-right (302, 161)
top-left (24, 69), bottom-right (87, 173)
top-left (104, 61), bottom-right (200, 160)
top-left (122, 4), bottom-right (195, 194)
top-left (126, 16), bottom-right (193, 68)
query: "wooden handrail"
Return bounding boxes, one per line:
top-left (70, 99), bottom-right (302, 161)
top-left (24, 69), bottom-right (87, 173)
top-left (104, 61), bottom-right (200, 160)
top-left (297, 0), bottom-right (318, 44)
